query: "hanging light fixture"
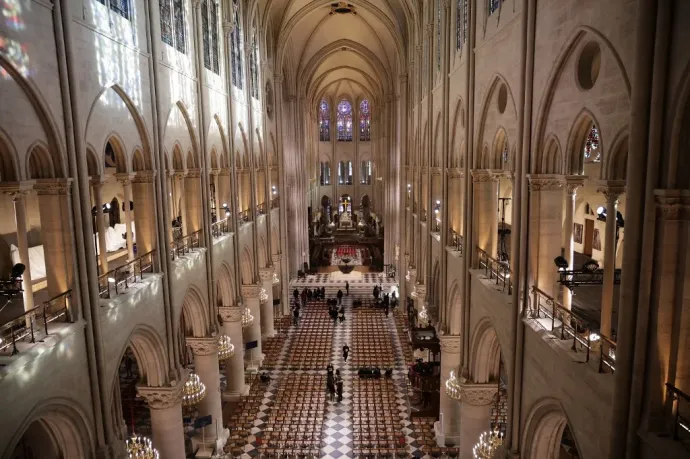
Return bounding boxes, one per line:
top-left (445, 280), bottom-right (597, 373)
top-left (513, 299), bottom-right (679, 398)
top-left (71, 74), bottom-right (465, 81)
top-left (125, 435), bottom-right (159, 459)
top-left (182, 372), bottom-right (206, 407)
top-left (217, 335), bottom-right (235, 360)
top-left (272, 272), bottom-right (279, 284)
top-left (418, 306), bottom-right (430, 327)
top-left (472, 428), bottom-right (503, 459)
top-left (242, 306), bottom-right (254, 328)
top-left (445, 370), bottom-right (462, 400)
top-left (260, 288), bottom-right (268, 303)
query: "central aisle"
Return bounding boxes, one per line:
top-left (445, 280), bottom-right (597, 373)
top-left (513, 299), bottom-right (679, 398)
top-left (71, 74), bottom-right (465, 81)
top-left (223, 278), bottom-right (434, 458)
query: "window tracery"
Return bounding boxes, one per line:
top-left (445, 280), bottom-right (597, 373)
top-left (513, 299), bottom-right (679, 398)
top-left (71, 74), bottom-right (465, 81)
top-left (319, 99), bottom-right (330, 141)
top-left (456, 0), bottom-right (467, 50)
top-left (336, 100), bottom-right (353, 142)
top-left (583, 124), bottom-right (601, 163)
top-left (172, 0), bottom-right (186, 53)
top-left (249, 32), bottom-right (259, 99)
top-left (489, 0), bottom-right (501, 15)
top-left (230, 4), bottom-right (243, 89)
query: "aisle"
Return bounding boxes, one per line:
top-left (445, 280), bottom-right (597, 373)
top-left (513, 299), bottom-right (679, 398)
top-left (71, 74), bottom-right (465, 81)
top-left (223, 287), bottom-right (424, 458)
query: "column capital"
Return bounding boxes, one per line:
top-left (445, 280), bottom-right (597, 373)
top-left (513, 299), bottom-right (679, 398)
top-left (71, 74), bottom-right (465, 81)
top-left (564, 175), bottom-right (587, 195)
top-left (137, 381), bottom-right (184, 409)
top-left (186, 168), bottom-right (202, 179)
top-left (412, 283), bottom-right (426, 301)
top-left (89, 176), bottom-right (108, 187)
top-left (259, 267), bottom-right (274, 281)
top-left (596, 180), bottom-right (626, 202)
top-left (210, 168), bottom-right (221, 176)
top-left (439, 334), bottom-right (462, 353)
top-left (425, 23), bottom-right (434, 37)
top-left (447, 168), bottom-right (464, 178)
top-left (459, 382), bottom-right (498, 406)
top-left (132, 170), bottom-right (157, 183)
top-left (241, 283), bottom-right (262, 298)
top-left (218, 306), bottom-right (243, 322)
top-left (114, 172), bottom-right (134, 186)
top-left (271, 253), bottom-right (282, 264)
top-left (471, 169), bottom-right (497, 183)
top-left (398, 74), bottom-right (408, 84)
top-left (173, 171), bottom-right (188, 179)
top-left (186, 336), bottom-right (219, 356)
top-left (526, 174), bottom-right (564, 191)
top-left (654, 189), bottom-right (690, 221)
top-left (0, 181), bottom-right (35, 198)
top-left (34, 178), bottom-right (73, 196)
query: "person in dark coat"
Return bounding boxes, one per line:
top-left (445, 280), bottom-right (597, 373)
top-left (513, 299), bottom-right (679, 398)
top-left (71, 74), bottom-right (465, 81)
top-left (321, 286), bottom-right (326, 298)
top-left (293, 288), bottom-right (299, 302)
top-left (345, 281), bottom-right (350, 296)
top-left (301, 288), bottom-right (307, 306)
top-left (384, 303), bottom-right (389, 317)
top-left (307, 289), bottom-right (313, 301)
top-left (336, 289), bottom-right (343, 304)
top-left (342, 344), bottom-right (350, 362)
top-left (336, 373), bottom-right (344, 402)
top-left (293, 306), bottom-right (300, 326)
top-left (373, 285), bottom-right (380, 299)
top-left (338, 306), bottom-right (345, 323)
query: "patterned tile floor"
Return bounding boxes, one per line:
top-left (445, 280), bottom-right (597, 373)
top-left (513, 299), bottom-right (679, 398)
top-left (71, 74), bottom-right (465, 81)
top-left (222, 287), bottom-right (438, 458)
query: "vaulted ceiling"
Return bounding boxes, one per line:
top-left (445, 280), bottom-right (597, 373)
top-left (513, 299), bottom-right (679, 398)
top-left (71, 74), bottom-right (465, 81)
top-left (260, 0), bottom-right (417, 109)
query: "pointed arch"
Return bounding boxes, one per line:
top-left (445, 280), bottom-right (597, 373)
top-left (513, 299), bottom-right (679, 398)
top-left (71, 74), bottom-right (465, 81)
top-left (240, 246), bottom-right (254, 284)
top-left (475, 74), bottom-right (518, 168)
top-left (113, 325), bottom-right (168, 389)
top-left (104, 134), bottom-right (129, 173)
top-left (0, 128), bottom-right (20, 182)
top-left (565, 108), bottom-right (604, 176)
top-left (492, 127), bottom-right (508, 170)
top-left (605, 127), bottom-right (628, 181)
top-left (217, 262), bottom-right (237, 307)
top-left (450, 97), bottom-right (465, 168)
top-left (86, 146), bottom-right (100, 177)
top-left (26, 142), bottom-right (55, 179)
top-left (522, 398), bottom-right (582, 459)
top-left (180, 285), bottom-right (209, 338)
top-left (539, 134), bottom-right (564, 175)
top-left (162, 100), bottom-right (200, 168)
top-left (132, 149), bottom-right (147, 172)
top-left (469, 317), bottom-right (502, 384)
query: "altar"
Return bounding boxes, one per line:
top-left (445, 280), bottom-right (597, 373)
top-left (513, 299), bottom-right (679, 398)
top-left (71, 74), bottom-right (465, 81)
top-left (339, 211), bottom-right (353, 229)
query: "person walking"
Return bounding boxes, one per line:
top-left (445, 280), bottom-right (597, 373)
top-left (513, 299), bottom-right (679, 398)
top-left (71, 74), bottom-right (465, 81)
top-left (292, 305), bottom-right (300, 326)
top-left (345, 281), bottom-right (350, 296)
top-left (342, 344), bottom-right (350, 362)
top-left (336, 374), bottom-right (344, 402)
top-left (321, 286), bottom-right (326, 299)
top-left (338, 306), bottom-right (345, 323)
top-left (337, 289), bottom-right (343, 305)
top-left (373, 285), bottom-right (379, 299)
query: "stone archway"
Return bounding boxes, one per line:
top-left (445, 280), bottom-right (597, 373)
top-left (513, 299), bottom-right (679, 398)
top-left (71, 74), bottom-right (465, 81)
top-left (469, 318), bottom-right (502, 384)
top-left (522, 398), bottom-right (582, 459)
top-left (4, 399), bottom-right (95, 459)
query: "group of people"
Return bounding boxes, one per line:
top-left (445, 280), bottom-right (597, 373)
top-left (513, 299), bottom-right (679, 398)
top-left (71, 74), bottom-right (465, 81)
top-left (327, 364), bottom-right (344, 402)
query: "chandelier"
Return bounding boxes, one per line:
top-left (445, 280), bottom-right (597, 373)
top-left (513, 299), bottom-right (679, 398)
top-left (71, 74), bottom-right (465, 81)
top-left (182, 372), bottom-right (206, 407)
top-left (125, 435), bottom-right (159, 459)
top-left (445, 370), bottom-right (462, 400)
top-left (473, 428), bottom-right (503, 459)
top-left (242, 307), bottom-right (254, 328)
top-left (418, 306), bottom-right (430, 327)
top-left (260, 288), bottom-right (268, 303)
top-left (217, 335), bottom-right (235, 360)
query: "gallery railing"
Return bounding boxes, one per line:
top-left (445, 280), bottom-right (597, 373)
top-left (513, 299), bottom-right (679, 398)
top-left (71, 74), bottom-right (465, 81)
top-left (0, 290), bottom-right (72, 355)
top-left (257, 202), bottom-right (266, 216)
top-left (666, 383), bottom-right (690, 444)
top-left (99, 250), bottom-right (156, 299)
top-left (271, 196), bottom-right (279, 209)
top-left (237, 209), bottom-right (251, 227)
top-left (557, 268), bottom-right (622, 289)
top-left (448, 229), bottom-right (463, 254)
top-left (170, 229), bottom-right (202, 261)
top-left (476, 247), bottom-right (512, 294)
top-left (211, 217), bottom-right (230, 238)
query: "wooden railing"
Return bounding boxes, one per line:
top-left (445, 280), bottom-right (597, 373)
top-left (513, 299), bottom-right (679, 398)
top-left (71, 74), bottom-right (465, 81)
top-left (170, 230), bottom-right (202, 260)
top-left (476, 247), bottom-right (512, 294)
top-left (666, 383), bottom-right (690, 444)
top-left (448, 229), bottom-right (463, 254)
top-left (99, 250), bottom-right (156, 299)
top-left (531, 287), bottom-right (616, 373)
top-left (0, 290), bottom-right (72, 355)
top-left (211, 217), bottom-right (230, 238)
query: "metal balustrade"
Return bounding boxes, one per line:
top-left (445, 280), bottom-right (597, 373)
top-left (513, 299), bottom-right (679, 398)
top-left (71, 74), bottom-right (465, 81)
top-left (99, 250), bottom-right (156, 299)
top-left (0, 290), bottom-right (72, 355)
top-left (170, 230), bottom-right (202, 261)
top-left (211, 217), bottom-right (230, 238)
top-left (271, 196), bottom-right (280, 209)
top-left (237, 209), bottom-right (251, 226)
top-left (476, 247), bottom-right (512, 294)
top-left (257, 202), bottom-right (266, 216)
top-left (448, 229), bottom-right (463, 254)
top-left (531, 287), bottom-right (616, 373)
top-left (666, 383), bottom-right (690, 445)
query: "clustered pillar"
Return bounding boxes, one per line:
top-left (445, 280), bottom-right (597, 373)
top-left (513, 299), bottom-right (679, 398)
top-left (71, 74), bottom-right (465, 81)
top-left (241, 283), bottom-right (263, 368)
top-left (457, 383), bottom-right (498, 459)
top-left (219, 306), bottom-right (250, 400)
top-left (436, 335), bottom-right (462, 446)
top-left (259, 267), bottom-right (275, 337)
top-left (137, 383), bottom-right (187, 459)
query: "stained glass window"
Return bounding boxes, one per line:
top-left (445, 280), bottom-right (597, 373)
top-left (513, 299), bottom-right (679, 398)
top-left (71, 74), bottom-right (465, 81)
top-left (456, 0), bottom-right (467, 50)
top-left (338, 161), bottom-right (353, 184)
top-left (110, 0), bottom-right (130, 19)
top-left (320, 162), bottom-right (331, 185)
top-left (159, 0), bottom-right (173, 46)
top-left (202, 0), bottom-right (210, 69)
top-left (436, 0), bottom-right (441, 72)
top-left (359, 99), bottom-right (371, 141)
top-left (336, 100), bottom-right (353, 142)
top-left (210, 1), bottom-right (219, 73)
top-left (503, 142), bottom-right (509, 164)
top-left (173, 0), bottom-right (185, 53)
top-left (360, 160), bottom-right (372, 184)
top-left (230, 9), bottom-right (243, 89)
top-left (583, 124), bottom-right (601, 162)
top-left (319, 99), bottom-right (330, 141)
top-left (250, 36), bottom-right (259, 99)
top-left (489, 0), bottom-right (501, 15)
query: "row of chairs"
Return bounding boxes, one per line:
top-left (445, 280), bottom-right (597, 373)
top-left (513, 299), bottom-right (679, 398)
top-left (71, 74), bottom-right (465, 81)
top-left (351, 308), bottom-right (397, 367)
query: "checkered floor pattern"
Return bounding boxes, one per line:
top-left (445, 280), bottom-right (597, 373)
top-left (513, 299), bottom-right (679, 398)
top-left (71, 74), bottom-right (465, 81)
top-left (222, 285), bottom-right (438, 458)
top-left (289, 273), bottom-right (394, 286)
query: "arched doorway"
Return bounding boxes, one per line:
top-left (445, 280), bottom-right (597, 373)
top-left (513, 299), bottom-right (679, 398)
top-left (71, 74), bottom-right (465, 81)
top-left (523, 399), bottom-right (582, 459)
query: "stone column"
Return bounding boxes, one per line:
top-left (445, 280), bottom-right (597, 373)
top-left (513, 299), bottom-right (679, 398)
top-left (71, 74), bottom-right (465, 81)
top-left (90, 178), bottom-right (109, 273)
top-left (137, 382), bottom-right (186, 459)
top-left (219, 306), bottom-right (249, 400)
top-left (526, 175), bottom-right (564, 297)
top-left (116, 174), bottom-right (135, 261)
top-left (271, 254), bottom-right (284, 316)
top-left (259, 267), bottom-right (275, 337)
top-left (413, 284), bottom-right (426, 324)
top-left (457, 382), bottom-right (498, 459)
top-left (175, 172), bottom-right (188, 236)
top-left (562, 176), bottom-right (585, 310)
top-left (436, 335), bottom-right (462, 446)
top-left (186, 169), bottom-right (203, 233)
top-left (131, 171), bottom-right (157, 254)
top-left (186, 337), bottom-right (228, 449)
top-left (471, 170), bottom-right (499, 263)
top-left (35, 179), bottom-right (75, 298)
top-left (7, 188), bottom-right (34, 313)
top-left (211, 169), bottom-right (221, 221)
top-left (598, 182), bottom-right (625, 340)
top-left (241, 284), bottom-right (263, 368)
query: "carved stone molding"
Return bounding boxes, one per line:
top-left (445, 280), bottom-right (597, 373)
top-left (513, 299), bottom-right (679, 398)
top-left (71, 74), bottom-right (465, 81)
top-left (132, 170), bottom-right (157, 184)
top-left (596, 180), bottom-right (626, 203)
top-left (259, 267), bottom-right (274, 281)
top-left (241, 283), bottom-right (262, 299)
top-left (186, 169), bottom-right (202, 179)
top-left (89, 176), bottom-right (108, 187)
top-left (439, 334), bottom-right (462, 353)
top-left (114, 172), bottom-right (134, 186)
top-left (526, 174), bottom-right (564, 191)
top-left (137, 381), bottom-right (184, 409)
top-left (564, 175), bottom-right (586, 195)
top-left (431, 167), bottom-right (442, 176)
top-left (33, 179), bottom-right (72, 196)
top-left (219, 168), bottom-right (230, 177)
top-left (210, 168), bottom-right (221, 176)
top-left (273, 74), bottom-right (284, 83)
top-left (425, 23), bottom-right (434, 37)
top-left (459, 382), bottom-right (498, 406)
top-left (399, 74), bottom-right (408, 84)
top-left (414, 284), bottom-right (427, 299)
top-left (218, 306), bottom-right (242, 323)
top-left (654, 189), bottom-right (690, 221)
top-left (471, 169), bottom-right (496, 183)
top-left (271, 253), bottom-right (282, 263)
top-left (447, 168), bottom-right (464, 178)
top-left (186, 336), bottom-right (219, 356)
